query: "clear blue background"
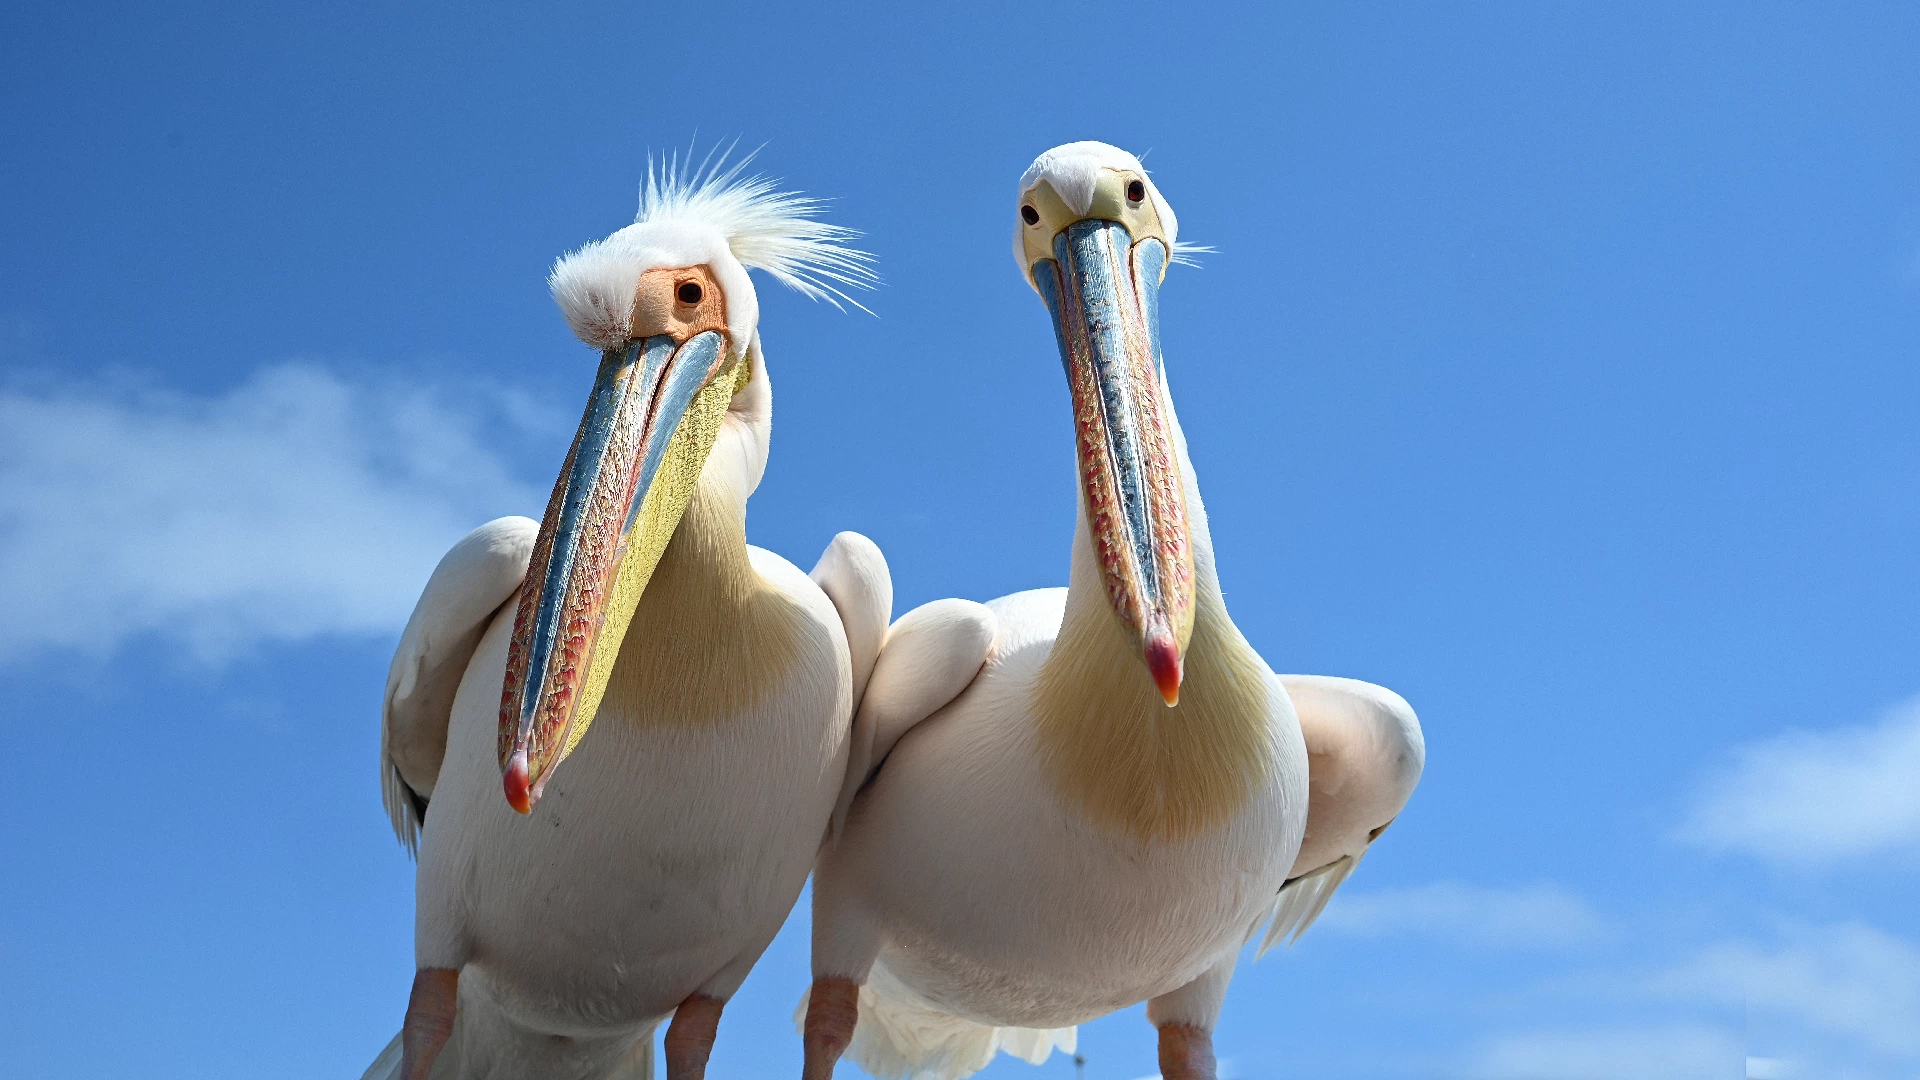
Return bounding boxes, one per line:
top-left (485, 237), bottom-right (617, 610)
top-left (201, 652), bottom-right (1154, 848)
top-left (3, 2), bottom-right (1916, 1077)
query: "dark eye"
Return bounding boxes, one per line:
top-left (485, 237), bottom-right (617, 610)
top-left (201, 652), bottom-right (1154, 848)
top-left (1125, 180), bottom-right (1146, 204)
top-left (1020, 205), bottom-right (1040, 226)
top-left (676, 281), bottom-right (703, 305)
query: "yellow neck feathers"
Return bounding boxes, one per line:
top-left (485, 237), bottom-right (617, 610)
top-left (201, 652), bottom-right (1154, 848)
top-left (1032, 561), bottom-right (1278, 844)
top-left (601, 478), bottom-right (807, 730)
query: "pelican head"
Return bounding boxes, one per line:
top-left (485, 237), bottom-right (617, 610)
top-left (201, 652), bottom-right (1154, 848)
top-left (499, 153), bottom-right (873, 813)
top-left (1015, 141), bottom-right (1195, 707)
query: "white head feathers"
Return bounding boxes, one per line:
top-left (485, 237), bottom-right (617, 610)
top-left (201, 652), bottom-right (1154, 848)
top-left (1013, 141), bottom-right (1210, 276)
top-left (550, 149), bottom-right (877, 352)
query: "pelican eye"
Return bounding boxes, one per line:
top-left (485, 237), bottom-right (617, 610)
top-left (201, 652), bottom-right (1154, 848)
top-left (676, 281), bottom-right (703, 305)
top-left (1125, 180), bottom-right (1146, 204)
top-left (1020, 205), bottom-right (1040, 226)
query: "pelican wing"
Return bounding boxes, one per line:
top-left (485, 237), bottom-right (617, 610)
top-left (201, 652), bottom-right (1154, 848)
top-left (381, 516), bottom-right (538, 854)
top-left (1256, 851), bottom-right (1365, 956)
top-left (1253, 674), bottom-right (1425, 955)
top-left (809, 532), bottom-right (891, 837)
top-left (829, 597), bottom-right (997, 836)
top-left (809, 532), bottom-right (893, 708)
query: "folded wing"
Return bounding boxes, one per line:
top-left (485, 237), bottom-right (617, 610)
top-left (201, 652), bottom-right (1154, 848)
top-left (380, 516), bottom-right (538, 854)
top-left (829, 595), bottom-right (997, 836)
top-left (1255, 674), bottom-right (1425, 954)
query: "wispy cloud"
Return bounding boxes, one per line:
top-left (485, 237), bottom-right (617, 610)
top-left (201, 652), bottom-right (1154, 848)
top-left (0, 363), bottom-right (548, 660)
top-left (1470, 1025), bottom-right (1743, 1080)
top-left (1676, 698), bottom-right (1920, 866)
top-left (1459, 920), bottom-right (1920, 1078)
top-left (1314, 881), bottom-right (1606, 949)
top-left (1653, 922), bottom-right (1920, 1058)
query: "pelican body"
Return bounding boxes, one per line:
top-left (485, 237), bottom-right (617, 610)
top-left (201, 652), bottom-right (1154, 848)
top-left (798, 143), bottom-right (1423, 1080)
top-left (367, 158), bottom-right (888, 1080)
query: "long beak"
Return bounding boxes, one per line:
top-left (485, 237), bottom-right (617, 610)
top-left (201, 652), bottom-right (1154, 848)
top-left (497, 331), bottom-right (742, 812)
top-left (1033, 219), bottom-right (1195, 706)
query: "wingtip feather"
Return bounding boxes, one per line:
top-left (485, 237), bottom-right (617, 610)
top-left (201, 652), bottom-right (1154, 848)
top-left (1256, 850), bottom-right (1366, 958)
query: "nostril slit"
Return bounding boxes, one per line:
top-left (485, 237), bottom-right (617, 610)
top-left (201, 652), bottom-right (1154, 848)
top-left (676, 282), bottom-right (703, 305)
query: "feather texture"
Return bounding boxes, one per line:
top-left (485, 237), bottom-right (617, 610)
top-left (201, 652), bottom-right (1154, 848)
top-left (636, 145), bottom-right (878, 310)
top-left (358, 1032), bottom-right (402, 1080)
top-left (548, 146), bottom-right (876, 350)
top-left (1168, 240), bottom-right (1214, 268)
top-left (794, 966), bottom-right (1075, 1080)
top-left (1255, 850), bottom-right (1365, 957)
top-left (381, 516), bottom-right (537, 855)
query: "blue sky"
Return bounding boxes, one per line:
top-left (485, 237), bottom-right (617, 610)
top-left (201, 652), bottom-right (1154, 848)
top-left (3, 2), bottom-right (1917, 1078)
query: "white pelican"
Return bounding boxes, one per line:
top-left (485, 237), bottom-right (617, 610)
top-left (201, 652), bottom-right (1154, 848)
top-left (365, 154), bottom-right (889, 1080)
top-left (796, 142), bottom-right (1425, 1080)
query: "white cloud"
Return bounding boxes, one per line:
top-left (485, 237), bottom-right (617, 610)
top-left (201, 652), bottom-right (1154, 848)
top-left (1314, 881), bottom-right (1606, 949)
top-left (1471, 1025), bottom-right (1743, 1080)
top-left (1461, 922), bottom-right (1920, 1079)
top-left (1677, 699), bottom-right (1920, 866)
top-left (0, 364), bottom-right (547, 659)
top-left (1653, 922), bottom-right (1920, 1058)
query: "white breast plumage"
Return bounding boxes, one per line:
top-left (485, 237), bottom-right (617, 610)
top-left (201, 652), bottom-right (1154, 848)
top-left (364, 152), bottom-right (886, 1080)
top-left (794, 142), bottom-right (1425, 1080)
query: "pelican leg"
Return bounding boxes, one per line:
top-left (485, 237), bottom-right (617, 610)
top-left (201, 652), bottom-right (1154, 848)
top-left (400, 967), bottom-right (458, 1080)
top-left (1155, 1023), bottom-right (1217, 1080)
top-left (800, 976), bottom-right (859, 1080)
top-left (1146, 955), bottom-right (1233, 1080)
top-left (664, 994), bottom-right (726, 1080)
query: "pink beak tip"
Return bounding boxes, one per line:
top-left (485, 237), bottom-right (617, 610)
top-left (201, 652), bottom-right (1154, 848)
top-left (503, 750), bottom-right (534, 815)
top-left (1145, 635), bottom-right (1183, 708)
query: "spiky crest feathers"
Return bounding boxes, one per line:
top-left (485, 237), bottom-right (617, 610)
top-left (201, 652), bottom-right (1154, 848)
top-left (550, 148), bottom-right (877, 351)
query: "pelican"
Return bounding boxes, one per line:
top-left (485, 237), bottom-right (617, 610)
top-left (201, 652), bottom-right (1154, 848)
top-left (365, 154), bottom-right (890, 1080)
top-left (796, 142), bottom-right (1425, 1080)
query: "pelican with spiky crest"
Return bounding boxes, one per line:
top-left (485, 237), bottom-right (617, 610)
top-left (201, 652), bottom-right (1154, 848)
top-left (364, 151), bottom-right (892, 1080)
top-left (796, 142), bottom-right (1424, 1080)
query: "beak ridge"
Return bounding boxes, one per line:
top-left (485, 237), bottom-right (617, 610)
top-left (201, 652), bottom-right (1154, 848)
top-left (497, 330), bottom-right (739, 810)
top-left (1035, 218), bottom-right (1196, 703)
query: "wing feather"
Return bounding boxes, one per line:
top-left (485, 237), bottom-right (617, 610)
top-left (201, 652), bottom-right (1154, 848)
top-left (829, 597), bottom-right (996, 837)
top-left (809, 531), bottom-right (892, 708)
top-left (1251, 675), bottom-right (1424, 953)
top-left (1254, 851), bottom-right (1365, 956)
top-left (381, 516), bottom-right (537, 854)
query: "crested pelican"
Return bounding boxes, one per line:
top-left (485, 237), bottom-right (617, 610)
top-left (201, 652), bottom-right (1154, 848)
top-left (365, 154), bottom-right (890, 1080)
top-left (796, 142), bottom-right (1425, 1080)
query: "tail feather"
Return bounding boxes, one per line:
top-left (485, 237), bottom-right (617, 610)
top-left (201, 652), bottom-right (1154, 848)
top-left (1255, 850), bottom-right (1364, 958)
top-left (358, 1028), bottom-right (464, 1080)
top-left (360, 1032), bottom-right (403, 1080)
top-left (615, 1027), bottom-right (656, 1080)
top-left (357, 1002), bottom-right (655, 1079)
top-left (992, 1024), bottom-right (1077, 1066)
top-left (795, 966), bottom-right (1075, 1080)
